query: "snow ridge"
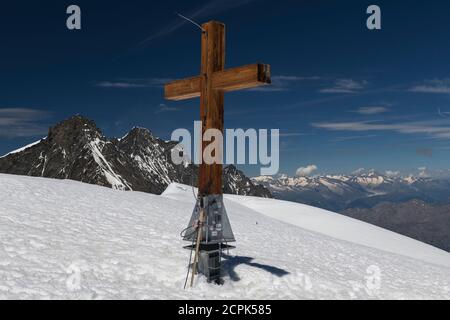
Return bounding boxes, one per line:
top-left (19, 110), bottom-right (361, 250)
top-left (0, 138), bottom-right (45, 158)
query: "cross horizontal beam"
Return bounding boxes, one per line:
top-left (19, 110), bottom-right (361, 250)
top-left (165, 63), bottom-right (271, 101)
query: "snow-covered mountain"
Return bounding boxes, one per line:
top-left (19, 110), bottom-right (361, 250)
top-left (253, 172), bottom-right (450, 211)
top-left (0, 115), bottom-right (271, 197)
top-left (0, 173), bottom-right (449, 299)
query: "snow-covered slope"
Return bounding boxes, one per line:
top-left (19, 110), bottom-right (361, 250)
top-left (226, 195), bottom-right (450, 267)
top-left (0, 174), bottom-right (449, 299)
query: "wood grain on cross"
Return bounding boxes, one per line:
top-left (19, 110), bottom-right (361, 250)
top-left (165, 21), bottom-right (271, 196)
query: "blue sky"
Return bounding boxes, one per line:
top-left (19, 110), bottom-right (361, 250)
top-left (1, 0), bottom-right (450, 177)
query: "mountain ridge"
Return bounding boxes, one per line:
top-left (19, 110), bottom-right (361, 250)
top-left (0, 115), bottom-right (271, 198)
top-left (253, 172), bottom-right (450, 211)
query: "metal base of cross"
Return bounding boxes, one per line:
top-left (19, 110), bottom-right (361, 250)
top-left (183, 195), bottom-right (236, 284)
top-left (183, 243), bottom-right (235, 284)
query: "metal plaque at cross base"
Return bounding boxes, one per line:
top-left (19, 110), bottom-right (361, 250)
top-left (164, 20), bottom-right (271, 285)
top-left (183, 195), bottom-right (235, 244)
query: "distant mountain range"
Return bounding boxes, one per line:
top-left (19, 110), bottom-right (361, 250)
top-left (0, 115), bottom-right (271, 198)
top-left (253, 173), bottom-right (450, 211)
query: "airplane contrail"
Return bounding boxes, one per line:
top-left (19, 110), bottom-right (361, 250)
top-left (137, 0), bottom-right (259, 46)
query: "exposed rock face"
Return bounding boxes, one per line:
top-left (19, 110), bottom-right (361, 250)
top-left (342, 200), bottom-right (450, 252)
top-left (0, 115), bottom-right (271, 198)
top-left (223, 165), bottom-right (272, 198)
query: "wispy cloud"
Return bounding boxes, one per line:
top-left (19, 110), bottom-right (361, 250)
top-left (296, 164), bottom-right (318, 177)
top-left (95, 82), bottom-right (147, 88)
top-left (418, 167), bottom-right (429, 177)
top-left (155, 103), bottom-right (181, 114)
top-left (249, 75), bottom-right (321, 92)
top-left (352, 106), bottom-right (390, 115)
top-left (331, 134), bottom-right (378, 142)
top-left (139, 0), bottom-right (260, 45)
top-left (279, 132), bottom-right (312, 137)
top-left (271, 131), bottom-right (313, 138)
top-left (95, 78), bottom-right (172, 89)
top-left (0, 108), bottom-right (50, 138)
top-left (312, 119), bottom-right (450, 139)
top-left (352, 168), bottom-right (366, 175)
top-left (319, 79), bottom-right (368, 94)
top-left (409, 79), bottom-right (450, 94)
top-left (385, 170), bottom-right (400, 177)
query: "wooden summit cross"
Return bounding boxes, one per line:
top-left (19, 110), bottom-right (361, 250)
top-left (164, 21), bottom-right (271, 197)
top-left (165, 21), bottom-right (270, 285)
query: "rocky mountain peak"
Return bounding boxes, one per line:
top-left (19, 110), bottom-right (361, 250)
top-left (128, 127), bottom-right (154, 138)
top-left (223, 165), bottom-right (272, 198)
top-left (47, 115), bottom-right (102, 147)
top-left (223, 164), bottom-right (239, 174)
top-left (119, 127), bottom-right (160, 155)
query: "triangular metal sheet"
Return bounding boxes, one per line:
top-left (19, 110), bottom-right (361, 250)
top-left (183, 195), bottom-right (235, 244)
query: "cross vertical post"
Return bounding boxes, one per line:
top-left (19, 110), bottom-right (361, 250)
top-left (199, 21), bottom-right (225, 196)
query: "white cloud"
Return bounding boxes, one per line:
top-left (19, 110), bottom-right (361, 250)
top-left (320, 79), bottom-right (368, 94)
top-left (385, 170), bottom-right (400, 177)
top-left (332, 134), bottom-right (377, 142)
top-left (155, 103), bottom-right (181, 114)
top-left (95, 78), bottom-right (172, 89)
top-left (296, 164), bottom-right (318, 177)
top-left (272, 131), bottom-right (311, 137)
top-left (417, 167), bottom-right (429, 178)
top-left (352, 168), bottom-right (366, 175)
top-left (249, 75), bottom-right (320, 92)
top-left (409, 79), bottom-right (450, 94)
top-left (0, 108), bottom-right (50, 138)
top-left (312, 119), bottom-right (450, 140)
top-left (95, 82), bottom-right (147, 88)
top-left (274, 75), bottom-right (321, 81)
top-left (418, 167), bottom-right (429, 177)
top-left (354, 106), bottom-right (390, 115)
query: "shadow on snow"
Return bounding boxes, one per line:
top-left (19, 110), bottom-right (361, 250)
top-left (222, 254), bottom-right (290, 282)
